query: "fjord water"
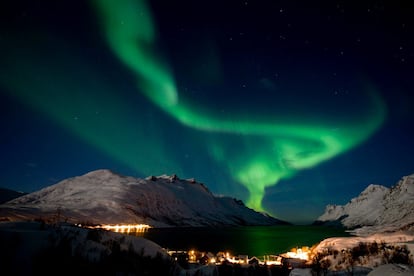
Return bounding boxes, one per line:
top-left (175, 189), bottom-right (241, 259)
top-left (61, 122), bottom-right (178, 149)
top-left (143, 225), bottom-right (350, 256)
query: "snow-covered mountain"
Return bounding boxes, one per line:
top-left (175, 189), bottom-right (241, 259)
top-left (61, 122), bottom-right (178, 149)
top-left (315, 174), bottom-right (414, 232)
top-left (0, 169), bottom-right (287, 227)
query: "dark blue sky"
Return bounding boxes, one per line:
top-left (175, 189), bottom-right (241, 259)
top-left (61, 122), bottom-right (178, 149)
top-left (1, 0), bottom-right (413, 223)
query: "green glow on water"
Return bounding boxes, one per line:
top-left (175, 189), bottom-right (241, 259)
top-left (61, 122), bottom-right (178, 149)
top-left (144, 225), bottom-right (351, 256)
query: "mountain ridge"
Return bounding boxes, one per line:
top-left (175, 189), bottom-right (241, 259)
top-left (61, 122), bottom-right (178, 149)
top-left (0, 169), bottom-right (288, 227)
top-left (315, 173), bottom-right (414, 233)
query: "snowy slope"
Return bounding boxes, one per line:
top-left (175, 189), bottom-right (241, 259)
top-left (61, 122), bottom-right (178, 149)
top-left (0, 221), bottom-right (170, 275)
top-left (0, 169), bottom-right (286, 227)
top-left (315, 174), bottom-right (414, 232)
top-left (310, 232), bottom-right (414, 274)
top-left (368, 264), bottom-right (414, 276)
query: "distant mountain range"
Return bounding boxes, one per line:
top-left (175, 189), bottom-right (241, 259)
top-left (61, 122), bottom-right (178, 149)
top-left (315, 174), bottom-right (414, 233)
top-left (0, 169), bottom-right (287, 227)
top-left (0, 187), bottom-right (26, 204)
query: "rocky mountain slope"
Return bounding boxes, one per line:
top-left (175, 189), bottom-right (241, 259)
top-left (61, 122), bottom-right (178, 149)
top-left (315, 174), bottom-right (414, 232)
top-left (0, 169), bottom-right (286, 227)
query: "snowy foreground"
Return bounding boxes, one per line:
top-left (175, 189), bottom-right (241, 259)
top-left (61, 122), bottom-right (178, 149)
top-left (309, 231), bottom-right (414, 274)
top-left (1, 221), bottom-right (413, 276)
top-left (0, 221), bottom-right (171, 275)
top-left (291, 264), bottom-right (414, 276)
top-left (289, 231), bottom-right (414, 275)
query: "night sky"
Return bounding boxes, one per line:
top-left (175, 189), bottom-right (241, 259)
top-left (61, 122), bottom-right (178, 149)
top-left (1, 0), bottom-right (413, 223)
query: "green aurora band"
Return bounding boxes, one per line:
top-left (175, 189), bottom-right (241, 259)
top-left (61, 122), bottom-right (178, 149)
top-left (0, 0), bottom-right (386, 214)
top-left (92, 0), bottom-right (386, 212)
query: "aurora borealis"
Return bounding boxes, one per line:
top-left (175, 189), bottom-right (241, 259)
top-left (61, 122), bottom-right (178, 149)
top-left (1, 0), bottom-right (414, 222)
top-left (91, 0), bottom-right (386, 211)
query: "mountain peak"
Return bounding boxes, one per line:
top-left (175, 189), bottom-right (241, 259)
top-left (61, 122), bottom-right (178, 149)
top-left (361, 184), bottom-right (388, 195)
top-left (396, 174), bottom-right (414, 194)
top-left (83, 169), bottom-right (123, 179)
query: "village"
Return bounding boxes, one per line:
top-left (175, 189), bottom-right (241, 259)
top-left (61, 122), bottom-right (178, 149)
top-left (166, 246), bottom-right (311, 269)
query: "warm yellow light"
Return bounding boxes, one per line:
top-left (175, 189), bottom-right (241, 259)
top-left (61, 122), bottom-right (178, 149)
top-left (85, 224), bottom-right (151, 233)
top-left (285, 247), bottom-right (310, 260)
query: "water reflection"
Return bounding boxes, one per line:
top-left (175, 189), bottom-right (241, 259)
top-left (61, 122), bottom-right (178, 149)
top-left (140, 225), bottom-right (350, 256)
